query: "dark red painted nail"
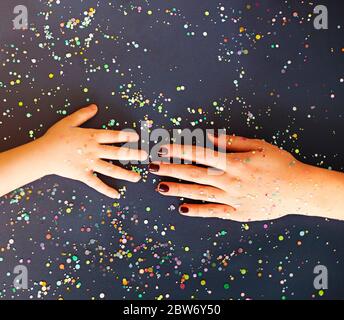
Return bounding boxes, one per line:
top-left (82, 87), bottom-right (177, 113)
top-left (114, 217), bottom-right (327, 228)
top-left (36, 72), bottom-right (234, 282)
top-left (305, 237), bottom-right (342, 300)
top-left (158, 183), bottom-right (169, 193)
top-left (179, 206), bottom-right (189, 214)
top-left (148, 163), bottom-right (160, 172)
top-left (158, 147), bottom-right (168, 156)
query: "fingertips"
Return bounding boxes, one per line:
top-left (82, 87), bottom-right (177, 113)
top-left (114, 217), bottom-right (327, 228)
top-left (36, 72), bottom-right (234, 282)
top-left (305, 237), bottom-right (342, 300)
top-left (66, 104), bottom-right (98, 127)
top-left (81, 104), bottom-right (98, 118)
top-left (156, 182), bottom-right (170, 193)
top-left (88, 103), bottom-right (98, 112)
top-left (127, 172), bottom-right (142, 183)
top-left (81, 174), bottom-right (120, 199)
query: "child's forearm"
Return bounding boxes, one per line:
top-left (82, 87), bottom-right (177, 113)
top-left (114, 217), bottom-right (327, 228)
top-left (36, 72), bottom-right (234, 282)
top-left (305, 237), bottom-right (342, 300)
top-left (0, 138), bottom-right (48, 197)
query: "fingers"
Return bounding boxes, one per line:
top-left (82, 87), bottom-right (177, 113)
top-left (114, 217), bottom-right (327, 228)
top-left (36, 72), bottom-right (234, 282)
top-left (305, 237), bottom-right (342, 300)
top-left (208, 133), bottom-right (267, 152)
top-left (87, 129), bottom-right (140, 144)
top-left (80, 174), bottom-right (120, 199)
top-left (178, 204), bottom-right (236, 220)
top-left (149, 162), bottom-right (225, 187)
top-left (158, 144), bottom-right (227, 170)
top-left (94, 160), bottom-right (141, 183)
top-left (97, 145), bottom-right (148, 161)
top-left (64, 104), bottom-right (98, 127)
top-left (156, 182), bottom-right (227, 203)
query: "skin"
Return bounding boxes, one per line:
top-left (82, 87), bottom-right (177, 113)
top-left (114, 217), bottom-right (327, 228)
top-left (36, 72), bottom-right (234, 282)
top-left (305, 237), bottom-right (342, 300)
top-left (150, 133), bottom-right (344, 222)
top-left (0, 104), bottom-right (147, 199)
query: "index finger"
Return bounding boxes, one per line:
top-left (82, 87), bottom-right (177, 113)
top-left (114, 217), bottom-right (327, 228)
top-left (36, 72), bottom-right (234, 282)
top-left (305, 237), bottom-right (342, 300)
top-left (158, 144), bottom-right (228, 170)
top-left (87, 129), bottom-right (140, 144)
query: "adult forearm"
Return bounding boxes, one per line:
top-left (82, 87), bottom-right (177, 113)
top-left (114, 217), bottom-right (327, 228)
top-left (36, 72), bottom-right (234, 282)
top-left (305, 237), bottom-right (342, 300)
top-left (301, 164), bottom-right (344, 221)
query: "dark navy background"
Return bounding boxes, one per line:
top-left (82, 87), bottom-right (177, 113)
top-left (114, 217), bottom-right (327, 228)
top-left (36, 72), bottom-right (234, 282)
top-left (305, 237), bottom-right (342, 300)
top-left (0, 0), bottom-right (343, 299)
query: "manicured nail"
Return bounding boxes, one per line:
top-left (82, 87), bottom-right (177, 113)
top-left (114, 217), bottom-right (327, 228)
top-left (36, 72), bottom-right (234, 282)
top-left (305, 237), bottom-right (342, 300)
top-left (158, 183), bottom-right (169, 193)
top-left (158, 147), bottom-right (168, 156)
top-left (213, 131), bottom-right (219, 137)
top-left (179, 206), bottom-right (189, 214)
top-left (148, 163), bottom-right (160, 173)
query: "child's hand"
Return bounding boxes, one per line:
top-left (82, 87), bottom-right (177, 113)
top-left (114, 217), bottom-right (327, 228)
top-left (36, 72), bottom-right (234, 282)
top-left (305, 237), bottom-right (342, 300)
top-left (39, 104), bottom-right (147, 198)
top-left (149, 133), bottom-right (344, 221)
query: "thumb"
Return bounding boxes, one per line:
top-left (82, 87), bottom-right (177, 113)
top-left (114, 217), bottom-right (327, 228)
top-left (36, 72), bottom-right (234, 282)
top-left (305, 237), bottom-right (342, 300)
top-left (63, 104), bottom-right (98, 127)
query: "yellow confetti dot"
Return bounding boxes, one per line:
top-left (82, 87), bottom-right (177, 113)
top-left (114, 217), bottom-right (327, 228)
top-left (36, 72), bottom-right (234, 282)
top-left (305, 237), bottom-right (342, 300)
top-left (147, 10), bottom-right (153, 15)
top-left (83, 87), bottom-right (89, 93)
top-left (200, 280), bottom-right (206, 286)
top-left (204, 11), bottom-right (210, 16)
top-left (255, 34), bottom-right (261, 40)
top-left (49, 73), bottom-right (54, 79)
top-left (18, 101), bottom-right (23, 107)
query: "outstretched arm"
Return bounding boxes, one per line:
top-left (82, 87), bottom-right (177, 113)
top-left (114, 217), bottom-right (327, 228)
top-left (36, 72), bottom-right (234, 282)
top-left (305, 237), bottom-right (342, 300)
top-left (150, 133), bottom-right (344, 222)
top-left (0, 104), bottom-right (147, 198)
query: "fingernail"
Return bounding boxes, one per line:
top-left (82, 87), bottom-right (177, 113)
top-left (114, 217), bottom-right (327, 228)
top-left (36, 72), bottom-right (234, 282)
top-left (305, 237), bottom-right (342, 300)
top-left (148, 163), bottom-right (160, 172)
top-left (179, 206), bottom-right (189, 214)
top-left (213, 131), bottom-right (219, 138)
top-left (158, 183), bottom-right (169, 193)
top-left (158, 147), bottom-right (168, 156)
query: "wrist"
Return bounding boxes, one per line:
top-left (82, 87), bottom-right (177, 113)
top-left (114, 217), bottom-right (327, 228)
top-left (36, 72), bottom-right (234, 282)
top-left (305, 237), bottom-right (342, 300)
top-left (298, 164), bottom-right (344, 220)
top-left (28, 137), bottom-right (53, 178)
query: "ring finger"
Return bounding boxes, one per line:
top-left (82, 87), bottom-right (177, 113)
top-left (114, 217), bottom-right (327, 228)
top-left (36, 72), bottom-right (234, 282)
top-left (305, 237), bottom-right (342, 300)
top-left (94, 160), bottom-right (141, 183)
top-left (149, 162), bottom-right (226, 187)
top-left (156, 182), bottom-right (227, 203)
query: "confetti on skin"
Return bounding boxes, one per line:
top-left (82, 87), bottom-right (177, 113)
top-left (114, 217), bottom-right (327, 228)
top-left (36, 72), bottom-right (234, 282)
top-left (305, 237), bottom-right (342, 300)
top-left (0, 0), bottom-right (343, 300)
